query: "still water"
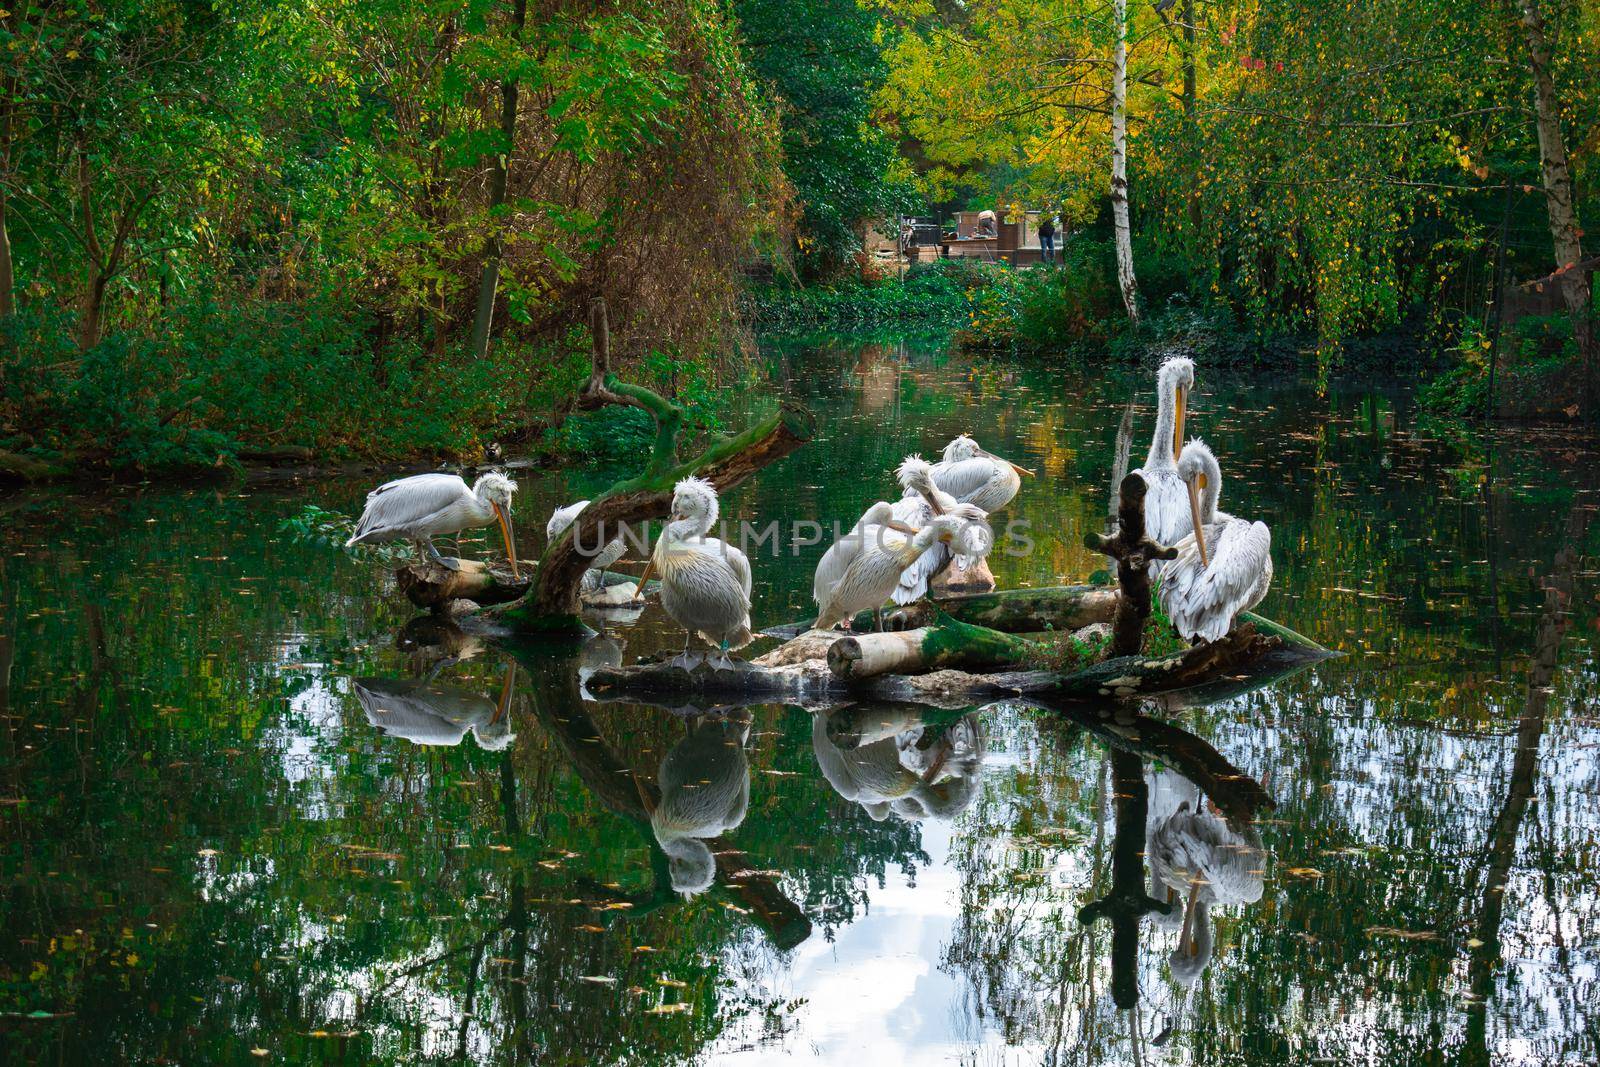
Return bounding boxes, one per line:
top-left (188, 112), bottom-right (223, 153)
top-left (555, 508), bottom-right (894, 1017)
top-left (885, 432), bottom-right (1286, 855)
top-left (3, 338), bottom-right (1598, 1065)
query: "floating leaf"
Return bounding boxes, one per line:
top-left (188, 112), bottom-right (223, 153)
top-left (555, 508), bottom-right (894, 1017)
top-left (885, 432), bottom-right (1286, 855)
top-left (644, 1002), bottom-right (690, 1014)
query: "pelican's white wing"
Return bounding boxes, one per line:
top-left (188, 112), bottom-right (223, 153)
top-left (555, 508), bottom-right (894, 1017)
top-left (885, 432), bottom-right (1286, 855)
top-left (893, 540), bottom-right (950, 605)
top-left (349, 473), bottom-right (470, 544)
top-left (697, 537), bottom-right (752, 599)
top-left (934, 457), bottom-right (1006, 507)
top-left (1159, 516), bottom-right (1272, 643)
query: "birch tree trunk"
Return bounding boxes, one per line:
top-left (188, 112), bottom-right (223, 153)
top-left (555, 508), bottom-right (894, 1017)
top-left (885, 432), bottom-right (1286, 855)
top-left (1110, 0), bottom-right (1141, 325)
top-left (1516, 0), bottom-right (1594, 412)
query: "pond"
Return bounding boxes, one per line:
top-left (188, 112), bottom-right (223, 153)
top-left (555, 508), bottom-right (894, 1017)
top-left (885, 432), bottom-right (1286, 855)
top-left (3, 337), bottom-right (1599, 1065)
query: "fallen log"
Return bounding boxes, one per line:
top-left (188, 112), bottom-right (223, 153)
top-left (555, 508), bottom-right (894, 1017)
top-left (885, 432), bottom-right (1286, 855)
top-left (827, 617), bottom-right (1044, 680)
top-left (764, 584), bottom-right (1119, 639)
top-left (399, 560), bottom-right (654, 614)
top-left (583, 612), bottom-right (1333, 707)
top-left (396, 559), bottom-right (531, 612)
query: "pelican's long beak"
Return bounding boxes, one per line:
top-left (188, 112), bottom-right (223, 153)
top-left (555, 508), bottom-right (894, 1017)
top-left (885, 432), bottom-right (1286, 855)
top-left (1186, 475), bottom-right (1209, 567)
top-left (631, 771), bottom-right (657, 816)
top-left (1179, 878), bottom-right (1202, 958)
top-left (491, 662), bottom-right (516, 725)
top-left (634, 557), bottom-right (655, 596)
top-left (920, 489), bottom-right (946, 516)
top-left (493, 502), bottom-right (520, 579)
top-left (979, 446), bottom-right (1035, 477)
top-left (1173, 384), bottom-right (1187, 462)
top-left (887, 521), bottom-right (919, 535)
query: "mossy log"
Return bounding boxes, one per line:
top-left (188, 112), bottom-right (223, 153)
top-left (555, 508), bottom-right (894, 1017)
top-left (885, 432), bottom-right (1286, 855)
top-left (765, 584), bottom-right (1119, 639)
top-left (502, 300), bottom-right (813, 633)
top-left (827, 616), bottom-right (1044, 680)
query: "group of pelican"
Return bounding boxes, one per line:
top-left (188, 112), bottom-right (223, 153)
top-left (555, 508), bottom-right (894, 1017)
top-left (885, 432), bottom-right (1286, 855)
top-left (343, 355), bottom-right (1269, 661)
top-left (1133, 356), bottom-right (1274, 642)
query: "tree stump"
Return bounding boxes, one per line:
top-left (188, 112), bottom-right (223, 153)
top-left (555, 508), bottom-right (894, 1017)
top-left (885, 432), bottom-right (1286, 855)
top-left (1084, 473), bottom-right (1177, 656)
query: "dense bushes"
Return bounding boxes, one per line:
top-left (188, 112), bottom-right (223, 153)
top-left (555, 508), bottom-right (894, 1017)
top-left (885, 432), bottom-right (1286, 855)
top-left (1421, 311), bottom-right (1592, 420)
top-left (0, 302), bottom-right (542, 473)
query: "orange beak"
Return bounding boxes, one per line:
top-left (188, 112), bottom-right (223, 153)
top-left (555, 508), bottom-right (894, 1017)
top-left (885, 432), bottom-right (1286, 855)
top-left (1186, 475), bottom-right (1209, 567)
top-left (492, 502), bottom-right (520, 579)
top-left (1172, 384), bottom-right (1187, 463)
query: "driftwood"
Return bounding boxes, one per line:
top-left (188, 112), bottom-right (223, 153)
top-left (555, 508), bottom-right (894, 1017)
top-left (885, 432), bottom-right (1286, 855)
top-left (501, 298), bottom-right (813, 632)
top-left (764, 584), bottom-right (1120, 639)
top-left (396, 559), bottom-right (531, 612)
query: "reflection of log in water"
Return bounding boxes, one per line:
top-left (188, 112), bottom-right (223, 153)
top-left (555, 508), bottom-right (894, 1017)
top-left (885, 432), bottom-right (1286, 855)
top-left (1463, 498), bottom-right (1590, 1062)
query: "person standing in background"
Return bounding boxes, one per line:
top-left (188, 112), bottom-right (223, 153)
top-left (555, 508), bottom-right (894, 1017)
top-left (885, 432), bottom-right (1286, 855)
top-left (1037, 212), bottom-right (1057, 265)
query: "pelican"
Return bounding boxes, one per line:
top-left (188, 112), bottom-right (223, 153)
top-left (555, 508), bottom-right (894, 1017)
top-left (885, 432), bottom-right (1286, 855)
top-left (813, 501), bottom-right (918, 620)
top-left (891, 455), bottom-right (995, 606)
top-left (347, 471), bottom-right (519, 575)
top-left (1158, 438), bottom-right (1273, 643)
top-left (813, 509), bottom-right (985, 632)
top-left (645, 714), bottom-right (751, 896)
top-left (649, 477), bottom-right (753, 668)
top-left (353, 665), bottom-right (517, 751)
top-left (546, 499), bottom-right (627, 594)
top-left (1131, 356), bottom-right (1196, 548)
top-left (932, 434), bottom-right (1035, 514)
top-left (1148, 797), bottom-right (1265, 983)
top-left (812, 706), bottom-right (985, 823)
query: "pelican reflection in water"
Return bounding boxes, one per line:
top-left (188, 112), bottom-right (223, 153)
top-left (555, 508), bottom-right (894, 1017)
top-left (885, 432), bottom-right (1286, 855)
top-left (812, 705), bottom-right (985, 823)
top-left (642, 713), bottom-right (752, 896)
top-left (1145, 768), bottom-right (1266, 986)
top-left (353, 664), bottom-right (518, 752)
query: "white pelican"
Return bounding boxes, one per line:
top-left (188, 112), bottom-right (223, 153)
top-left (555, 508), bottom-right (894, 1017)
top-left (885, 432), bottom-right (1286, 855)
top-left (546, 499), bottom-right (627, 594)
top-left (813, 501), bottom-right (918, 619)
top-left (650, 477), bottom-right (753, 668)
top-left (932, 434), bottom-right (1035, 514)
top-left (347, 471), bottom-right (519, 575)
top-left (811, 707), bottom-right (984, 822)
top-left (891, 455), bottom-right (995, 606)
top-left (1158, 438), bottom-right (1273, 643)
top-left (1131, 356), bottom-right (1196, 548)
top-left (353, 666), bottom-right (517, 751)
top-left (813, 509), bottom-right (985, 632)
top-left (1148, 798), bottom-right (1265, 984)
top-left (647, 714), bottom-right (751, 896)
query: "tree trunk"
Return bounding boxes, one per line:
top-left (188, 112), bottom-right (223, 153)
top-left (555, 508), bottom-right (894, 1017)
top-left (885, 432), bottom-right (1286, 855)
top-left (1516, 0), bottom-right (1594, 412)
top-left (1085, 473), bottom-right (1175, 655)
top-left (1110, 0), bottom-right (1141, 325)
top-left (469, 0), bottom-right (529, 360)
top-left (1181, 0), bottom-right (1202, 234)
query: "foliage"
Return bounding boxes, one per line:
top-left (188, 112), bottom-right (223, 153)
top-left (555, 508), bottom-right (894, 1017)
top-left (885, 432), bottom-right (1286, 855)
top-left (0, 0), bottom-right (785, 472)
top-left (746, 260), bottom-right (988, 332)
top-left (0, 300), bottom-right (531, 471)
top-left (873, 0), bottom-right (1600, 363)
top-left (734, 0), bottom-right (910, 278)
